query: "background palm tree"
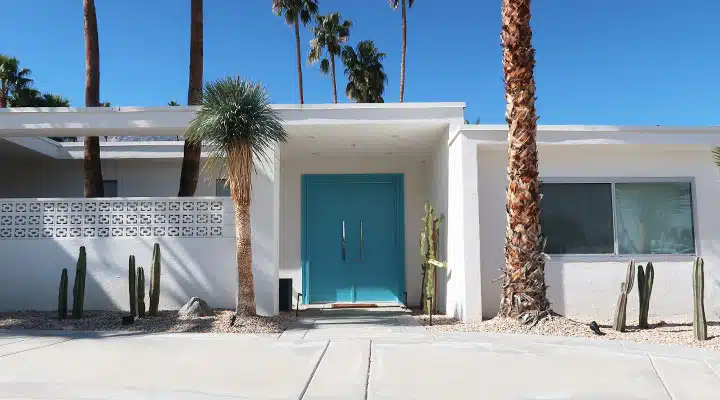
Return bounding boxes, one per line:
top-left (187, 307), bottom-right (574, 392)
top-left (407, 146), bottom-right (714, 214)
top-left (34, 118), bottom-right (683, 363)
top-left (272, 0), bottom-right (319, 105)
top-left (185, 77), bottom-right (288, 317)
top-left (498, 0), bottom-right (548, 320)
top-left (342, 40), bottom-right (387, 103)
top-left (0, 55), bottom-right (33, 108)
top-left (389, 0), bottom-right (414, 102)
top-left (178, 0), bottom-right (204, 196)
top-left (83, 0), bottom-right (104, 198)
top-left (168, 100), bottom-right (181, 106)
top-left (308, 12), bottom-right (352, 103)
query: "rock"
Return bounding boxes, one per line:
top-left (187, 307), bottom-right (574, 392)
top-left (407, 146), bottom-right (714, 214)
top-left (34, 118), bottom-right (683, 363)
top-left (178, 297), bottom-right (213, 318)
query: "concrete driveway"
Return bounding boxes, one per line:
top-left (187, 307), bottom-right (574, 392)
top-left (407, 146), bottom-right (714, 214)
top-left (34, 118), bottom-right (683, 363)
top-left (1, 310), bottom-right (719, 399)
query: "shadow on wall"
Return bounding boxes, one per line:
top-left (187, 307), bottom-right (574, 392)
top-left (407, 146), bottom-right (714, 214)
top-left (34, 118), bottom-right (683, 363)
top-left (0, 239), bottom-right (115, 312)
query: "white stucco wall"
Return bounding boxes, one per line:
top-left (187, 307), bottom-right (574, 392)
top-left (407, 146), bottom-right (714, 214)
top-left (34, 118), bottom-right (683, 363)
top-left (0, 158), bottom-right (224, 198)
top-left (279, 153), bottom-right (431, 307)
top-left (477, 144), bottom-right (720, 321)
top-left (0, 159), bottom-right (280, 315)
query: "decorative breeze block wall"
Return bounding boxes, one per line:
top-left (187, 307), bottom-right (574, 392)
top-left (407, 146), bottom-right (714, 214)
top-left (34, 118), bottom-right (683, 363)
top-left (0, 198), bottom-right (227, 239)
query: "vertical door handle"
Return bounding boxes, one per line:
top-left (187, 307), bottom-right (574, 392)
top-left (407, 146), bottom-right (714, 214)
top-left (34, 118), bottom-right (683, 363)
top-left (341, 220), bottom-right (347, 262)
top-left (360, 221), bottom-right (364, 263)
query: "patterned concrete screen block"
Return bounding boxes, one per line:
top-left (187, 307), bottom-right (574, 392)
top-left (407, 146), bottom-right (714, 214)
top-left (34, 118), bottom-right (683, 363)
top-left (0, 198), bottom-right (227, 240)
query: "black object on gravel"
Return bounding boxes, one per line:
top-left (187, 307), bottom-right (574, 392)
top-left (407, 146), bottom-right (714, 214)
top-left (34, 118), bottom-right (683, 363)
top-left (589, 321), bottom-right (604, 335)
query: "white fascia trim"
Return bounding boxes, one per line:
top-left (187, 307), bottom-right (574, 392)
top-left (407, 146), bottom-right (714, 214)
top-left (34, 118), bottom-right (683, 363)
top-left (457, 125), bottom-right (720, 147)
top-left (60, 141), bottom-right (200, 160)
top-left (0, 103), bottom-right (466, 138)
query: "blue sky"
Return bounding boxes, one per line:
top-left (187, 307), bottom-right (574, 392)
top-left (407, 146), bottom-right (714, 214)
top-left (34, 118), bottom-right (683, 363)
top-left (3, 0), bottom-right (719, 125)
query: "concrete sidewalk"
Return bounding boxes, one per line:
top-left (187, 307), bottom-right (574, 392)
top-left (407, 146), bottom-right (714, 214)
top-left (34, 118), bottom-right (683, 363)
top-left (1, 328), bottom-right (719, 399)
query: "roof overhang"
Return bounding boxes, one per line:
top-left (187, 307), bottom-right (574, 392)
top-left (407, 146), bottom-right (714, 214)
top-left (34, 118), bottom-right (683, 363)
top-left (0, 103), bottom-right (466, 138)
top-left (456, 125), bottom-right (720, 148)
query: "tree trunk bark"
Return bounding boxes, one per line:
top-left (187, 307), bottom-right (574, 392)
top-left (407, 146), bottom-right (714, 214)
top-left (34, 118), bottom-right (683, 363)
top-left (178, 0), bottom-right (203, 197)
top-left (229, 145), bottom-right (256, 317)
top-left (83, 0), bottom-right (104, 198)
top-left (399, 0), bottom-right (407, 102)
top-left (330, 54), bottom-right (338, 104)
top-left (294, 17), bottom-right (304, 104)
top-left (499, 0), bottom-right (547, 317)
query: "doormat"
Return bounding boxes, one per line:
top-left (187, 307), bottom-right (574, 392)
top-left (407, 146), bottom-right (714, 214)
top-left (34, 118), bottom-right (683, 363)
top-left (331, 303), bottom-right (378, 309)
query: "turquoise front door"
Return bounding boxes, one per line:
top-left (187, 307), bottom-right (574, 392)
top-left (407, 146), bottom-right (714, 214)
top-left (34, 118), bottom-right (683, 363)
top-left (302, 174), bottom-right (405, 303)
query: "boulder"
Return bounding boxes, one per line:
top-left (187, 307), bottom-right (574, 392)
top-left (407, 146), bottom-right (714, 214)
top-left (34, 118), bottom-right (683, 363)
top-left (178, 297), bottom-right (213, 318)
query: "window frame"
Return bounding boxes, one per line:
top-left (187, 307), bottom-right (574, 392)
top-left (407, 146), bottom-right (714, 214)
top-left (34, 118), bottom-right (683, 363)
top-left (540, 177), bottom-right (698, 261)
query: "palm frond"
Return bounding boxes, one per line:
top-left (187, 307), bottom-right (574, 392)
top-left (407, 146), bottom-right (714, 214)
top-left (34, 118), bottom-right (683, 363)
top-left (185, 77), bottom-right (288, 176)
top-left (319, 58), bottom-right (330, 75)
top-left (713, 146), bottom-right (720, 168)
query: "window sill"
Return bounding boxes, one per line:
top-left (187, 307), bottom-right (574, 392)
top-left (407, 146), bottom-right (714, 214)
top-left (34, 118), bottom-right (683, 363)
top-left (546, 253), bottom-right (697, 263)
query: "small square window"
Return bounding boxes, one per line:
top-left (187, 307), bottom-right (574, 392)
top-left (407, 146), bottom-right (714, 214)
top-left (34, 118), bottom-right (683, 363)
top-left (103, 180), bottom-right (118, 198)
top-left (215, 179), bottom-right (230, 197)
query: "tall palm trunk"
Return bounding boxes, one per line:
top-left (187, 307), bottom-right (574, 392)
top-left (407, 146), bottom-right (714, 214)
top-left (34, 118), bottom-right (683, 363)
top-left (229, 145), bottom-right (256, 316)
top-left (294, 16), bottom-right (304, 104)
top-left (498, 0), bottom-right (547, 317)
top-left (83, 0), bottom-right (104, 198)
top-left (178, 0), bottom-right (203, 197)
top-left (330, 54), bottom-right (338, 103)
top-left (399, 0), bottom-right (407, 102)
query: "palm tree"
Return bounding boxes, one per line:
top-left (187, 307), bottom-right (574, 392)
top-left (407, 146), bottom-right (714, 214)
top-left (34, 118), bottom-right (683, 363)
top-left (0, 55), bottom-right (33, 108)
top-left (389, 0), bottom-right (414, 102)
top-left (12, 90), bottom-right (70, 107)
top-left (498, 0), bottom-right (548, 320)
top-left (178, 0), bottom-right (204, 196)
top-left (272, 0), bottom-right (319, 104)
top-left (168, 100), bottom-right (181, 106)
top-left (83, 0), bottom-right (104, 197)
top-left (184, 77), bottom-right (288, 316)
top-left (308, 12), bottom-right (352, 103)
top-left (341, 40), bottom-right (387, 103)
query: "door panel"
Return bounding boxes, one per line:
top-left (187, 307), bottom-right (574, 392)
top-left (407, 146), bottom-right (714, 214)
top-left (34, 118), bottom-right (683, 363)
top-left (303, 175), bottom-right (404, 304)
top-left (350, 182), bottom-right (400, 302)
top-left (305, 181), bottom-right (352, 302)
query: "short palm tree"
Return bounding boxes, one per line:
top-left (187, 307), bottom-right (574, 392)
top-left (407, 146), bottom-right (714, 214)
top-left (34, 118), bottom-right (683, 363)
top-left (341, 40), bottom-right (387, 103)
top-left (498, 0), bottom-right (549, 320)
top-left (272, 0), bottom-right (319, 104)
top-left (308, 12), bottom-right (352, 103)
top-left (185, 77), bottom-right (288, 317)
top-left (389, 0), bottom-right (414, 102)
top-left (0, 55), bottom-right (33, 108)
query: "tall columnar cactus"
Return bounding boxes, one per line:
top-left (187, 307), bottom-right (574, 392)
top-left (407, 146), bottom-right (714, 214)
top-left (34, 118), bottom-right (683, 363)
top-left (128, 255), bottom-right (137, 318)
top-left (137, 267), bottom-right (146, 318)
top-left (58, 268), bottom-right (68, 320)
top-left (637, 262), bottom-right (655, 329)
top-left (71, 246), bottom-right (87, 319)
top-left (420, 202), bottom-right (446, 314)
top-left (148, 243), bottom-right (161, 316)
top-left (613, 260), bottom-right (635, 332)
top-left (693, 257), bottom-right (707, 341)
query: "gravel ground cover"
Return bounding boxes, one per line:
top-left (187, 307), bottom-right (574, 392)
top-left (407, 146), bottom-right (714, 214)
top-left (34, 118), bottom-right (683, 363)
top-left (413, 310), bottom-right (720, 350)
top-left (0, 310), bottom-right (296, 334)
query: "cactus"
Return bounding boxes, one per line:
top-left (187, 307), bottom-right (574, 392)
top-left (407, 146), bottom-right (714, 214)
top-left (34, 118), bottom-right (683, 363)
top-left (137, 267), bottom-right (146, 318)
top-left (71, 246), bottom-right (87, 319)
top-left (58, 268), bottom-right (68, 320)
top-left (693, 257), bottom-right (707, 341)
top-left (637, 262), bottom-right (654, 329)
top-left (128, 255), bottom-right (137, 318)
top-left (612, 260), bottom-right (635, 332)
top-left (148, 243), bottom-right (161, 316)
top-left (420, 202), bottom-right (446, 314)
